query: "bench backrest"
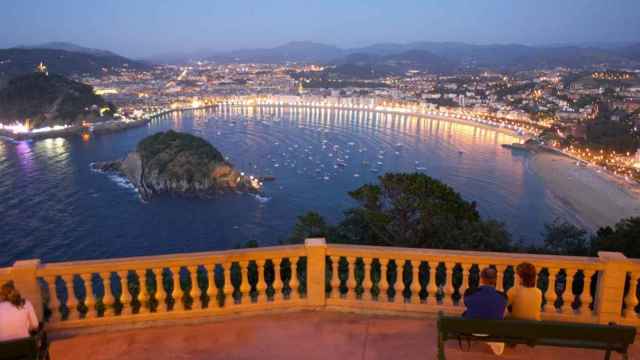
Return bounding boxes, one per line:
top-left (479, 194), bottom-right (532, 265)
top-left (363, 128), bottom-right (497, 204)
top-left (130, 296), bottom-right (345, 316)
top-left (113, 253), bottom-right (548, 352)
top-left (0, 337), bottom-right (39, 360)
top-left (438, 315), bottom-right (636, 349)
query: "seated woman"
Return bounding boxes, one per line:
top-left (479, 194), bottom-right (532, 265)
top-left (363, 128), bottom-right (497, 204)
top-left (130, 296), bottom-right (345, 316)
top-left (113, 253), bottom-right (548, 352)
top-left (507, 262), bottom-right (542, 321)
top-left (0, 281), bottom-right (39, 341)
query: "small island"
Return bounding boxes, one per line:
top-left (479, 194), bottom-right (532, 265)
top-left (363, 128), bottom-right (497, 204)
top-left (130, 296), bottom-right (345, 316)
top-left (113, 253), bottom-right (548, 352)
top-left (94, 130), bottom-right (261, 200)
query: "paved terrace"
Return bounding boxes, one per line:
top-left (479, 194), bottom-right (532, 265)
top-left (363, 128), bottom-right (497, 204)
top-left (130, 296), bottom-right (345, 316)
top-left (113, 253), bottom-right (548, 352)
top-left (50, 311), bottom-right (640, 360)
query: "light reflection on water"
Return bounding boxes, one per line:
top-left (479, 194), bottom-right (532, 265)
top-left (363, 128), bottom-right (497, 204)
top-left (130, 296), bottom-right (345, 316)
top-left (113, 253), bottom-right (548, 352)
top-left (0, 107), bottom-right (567, 266)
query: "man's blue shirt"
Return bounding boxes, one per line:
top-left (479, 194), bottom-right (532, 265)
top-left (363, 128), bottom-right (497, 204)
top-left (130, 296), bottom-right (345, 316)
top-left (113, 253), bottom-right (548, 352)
top-left (463, 285), bottom-right (507, 320)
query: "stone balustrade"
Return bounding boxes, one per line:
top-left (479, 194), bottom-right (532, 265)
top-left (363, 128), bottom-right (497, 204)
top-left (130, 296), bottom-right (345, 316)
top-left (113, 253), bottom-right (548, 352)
top-left (1, 239), bottom-right (639, 332)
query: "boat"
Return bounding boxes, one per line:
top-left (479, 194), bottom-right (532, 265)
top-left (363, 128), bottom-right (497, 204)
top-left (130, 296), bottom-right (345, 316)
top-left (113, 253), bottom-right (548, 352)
top-left (501, 143), bottom-right (530, 151)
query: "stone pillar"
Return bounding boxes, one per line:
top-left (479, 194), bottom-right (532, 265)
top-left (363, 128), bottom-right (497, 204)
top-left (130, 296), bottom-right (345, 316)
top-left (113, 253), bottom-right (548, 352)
top-left (305, 238), bottom-right (327, 308)
top-left (595, 252), bottom-right (629, 324)
top-left (11, 259), bottom-right (43, 321)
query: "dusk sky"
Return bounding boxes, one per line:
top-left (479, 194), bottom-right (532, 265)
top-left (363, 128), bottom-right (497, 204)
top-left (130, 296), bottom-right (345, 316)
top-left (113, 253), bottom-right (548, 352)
top-left (1, 0), bottom-right (639, 58)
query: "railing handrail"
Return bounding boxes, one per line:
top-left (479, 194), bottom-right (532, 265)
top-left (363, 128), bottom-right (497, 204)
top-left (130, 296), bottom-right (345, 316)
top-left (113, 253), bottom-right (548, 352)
top-left (326, 244), bottom-right (604, 269)
top-left (35, 244), bottom-right (306, 276)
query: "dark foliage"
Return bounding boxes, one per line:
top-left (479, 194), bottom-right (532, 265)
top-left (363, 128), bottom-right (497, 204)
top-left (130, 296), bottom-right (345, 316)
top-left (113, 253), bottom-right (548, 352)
top-left (288, 173), bottom-right (512, 251)
top-left (137, 130), bottom-right (227, 182)
top-left (592, 217), bottom-right (640, 258)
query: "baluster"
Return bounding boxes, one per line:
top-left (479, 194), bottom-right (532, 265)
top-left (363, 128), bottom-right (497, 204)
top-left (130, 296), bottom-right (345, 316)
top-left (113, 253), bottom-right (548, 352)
top-left (45, 276), bottom-right (62, 321)
top-left (362, 257), bottom-right (373, 301)
top-left (624, 272), bottom-right (639, 318)
top-left (379, 258), bottom-right (390, 302)
top-left (410, 260), bottom-right (422, 305)
top-left (170, 267), bottom-right (184, 311)
top-left (205, 264), bottom-right (216, 308)
top-left (152, 268), bottom-right (167, 312)
top-left (443, 262), bottom-right (455, 307)
top-left (256, 260), bottom-right (267, 304)
top-left (458, 263), bottom-right (471, 306)
top-left (61, 275), bottom-right (78, 320)
top-left (100, 272), bottom-right (115, 316)
top-left (188, 266), bottom-right (202, 310)
top-left (389, 259), bottom-right (399, 303)
top-left (117, 271), bottom-right (132, 316)
top-left (272, 259), bottom-right (283, 302)
top-left (427, 262), bottom-right (438, 305)
top-left (401, 260), bottom-right (412, 303)
top-left (495, 265), bottom-right (506, 292)
top-left (289, 257), bottom-right (300, 300)
top-left (544, 268), bottom-right (559, 313)
top-left (330, 256), bottom-right (341, 299)
top-left (580, 270), bottom-right (595, 317)
top-left (561, 269), bottom-right (575, 314)
top-left (136, 269), bottom-right (149, 314)
top-left (223, 262), bottom-right (235, 306)
top-left (80, 273), bottom-right (96, 319)
top-left (346, 257), bottom-right (357, 301)
top-left (239, 261), bottom-right (251, 305)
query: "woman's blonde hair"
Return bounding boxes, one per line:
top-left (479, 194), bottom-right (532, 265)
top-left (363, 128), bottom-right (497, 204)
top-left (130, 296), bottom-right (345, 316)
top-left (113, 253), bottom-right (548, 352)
top-left (0, 281), bottom-right (26, 308)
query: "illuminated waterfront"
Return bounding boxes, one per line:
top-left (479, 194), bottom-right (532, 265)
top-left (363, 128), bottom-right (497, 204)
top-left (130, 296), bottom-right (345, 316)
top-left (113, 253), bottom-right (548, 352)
top-left (0, 106), bottom-right (579, 266)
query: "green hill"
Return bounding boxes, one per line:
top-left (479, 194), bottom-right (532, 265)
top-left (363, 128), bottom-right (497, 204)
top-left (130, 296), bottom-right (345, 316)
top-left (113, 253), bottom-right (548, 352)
top-left (0, 72), bottom-right (115, 128)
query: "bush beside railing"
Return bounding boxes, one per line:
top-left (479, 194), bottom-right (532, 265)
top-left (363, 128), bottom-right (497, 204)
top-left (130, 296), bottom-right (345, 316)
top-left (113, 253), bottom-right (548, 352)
top-left (1, 239), bottom-right (639, 332)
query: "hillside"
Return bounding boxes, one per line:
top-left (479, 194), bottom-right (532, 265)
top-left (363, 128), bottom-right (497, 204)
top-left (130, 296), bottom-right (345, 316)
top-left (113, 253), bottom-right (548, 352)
top-left (0, 48), bottom-right (150, 80)
top-left (0, 72), bottom-right (115, 128)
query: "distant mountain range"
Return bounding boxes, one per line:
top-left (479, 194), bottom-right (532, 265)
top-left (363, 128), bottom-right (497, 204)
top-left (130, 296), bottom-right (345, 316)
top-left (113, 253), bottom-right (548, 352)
top-left (2, 40), bottom-right (640, 82)
top-left (0, 42), bottom-right (151, 82)
top-left (14, 42), bottom-right (120, 57)
top-left (159, 41), bottom-right (640, 74)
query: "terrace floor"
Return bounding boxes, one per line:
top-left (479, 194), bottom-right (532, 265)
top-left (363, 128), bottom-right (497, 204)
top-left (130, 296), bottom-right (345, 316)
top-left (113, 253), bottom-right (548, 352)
top-left (50, 311), bottom-right (639, 360)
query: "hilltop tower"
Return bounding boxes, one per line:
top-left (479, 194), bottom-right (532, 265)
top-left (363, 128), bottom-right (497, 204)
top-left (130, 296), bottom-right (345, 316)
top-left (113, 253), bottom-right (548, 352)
top-left (36, 61), bottom-right (48, 76)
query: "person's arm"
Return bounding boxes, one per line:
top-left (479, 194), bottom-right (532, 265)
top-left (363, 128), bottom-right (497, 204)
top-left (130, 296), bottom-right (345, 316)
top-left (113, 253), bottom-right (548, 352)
top-left (506, 288), bottom-right (515, 314)
top-left (25, 301), bottom-right (39, 331)
top-left (462, 287), bottom-right (476, 307)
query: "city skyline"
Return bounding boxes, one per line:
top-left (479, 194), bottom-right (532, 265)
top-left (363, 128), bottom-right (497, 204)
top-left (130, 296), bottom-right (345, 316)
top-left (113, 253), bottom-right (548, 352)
top-left (1, 0), bottom-right (640, 58)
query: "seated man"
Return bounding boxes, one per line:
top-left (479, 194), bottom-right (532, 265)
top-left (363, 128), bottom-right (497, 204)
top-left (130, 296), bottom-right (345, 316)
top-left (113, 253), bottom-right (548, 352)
top-left (463, 267), bottom-right (507, 356)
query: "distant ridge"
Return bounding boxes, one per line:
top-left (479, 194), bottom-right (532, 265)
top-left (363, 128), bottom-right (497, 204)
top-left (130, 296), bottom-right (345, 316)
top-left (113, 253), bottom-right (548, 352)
top-left (0, 47), bottom-right (151, 81)
top-left (153, 40), bottom-right (640, 72)
top-left (14, 42), bottom-right (119, 57)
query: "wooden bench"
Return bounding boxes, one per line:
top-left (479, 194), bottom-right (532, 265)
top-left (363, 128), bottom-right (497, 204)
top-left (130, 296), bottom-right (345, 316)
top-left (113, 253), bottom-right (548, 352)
top-left (0, 335), bottom-right (49, 360)
top-left (437, 313), bottom-right (636, 360)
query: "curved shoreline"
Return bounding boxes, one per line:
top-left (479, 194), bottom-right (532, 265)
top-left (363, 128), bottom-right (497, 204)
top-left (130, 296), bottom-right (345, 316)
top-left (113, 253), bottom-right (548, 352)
top-left (221, 103), bottom-right (531, 139)
top-left (530, 151), bottom-right (640, 231)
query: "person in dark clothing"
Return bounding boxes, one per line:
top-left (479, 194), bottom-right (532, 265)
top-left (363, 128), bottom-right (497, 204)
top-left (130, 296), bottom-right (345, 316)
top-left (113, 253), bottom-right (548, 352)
top-left (462, 267), bottom-right (508, 356)
top-left (463, 267), bottom-right (508, 319)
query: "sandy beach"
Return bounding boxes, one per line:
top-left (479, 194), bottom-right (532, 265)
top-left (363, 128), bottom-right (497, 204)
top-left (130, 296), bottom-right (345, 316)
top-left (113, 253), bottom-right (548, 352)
top-left (531, 152), bottom-right (640, 232)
